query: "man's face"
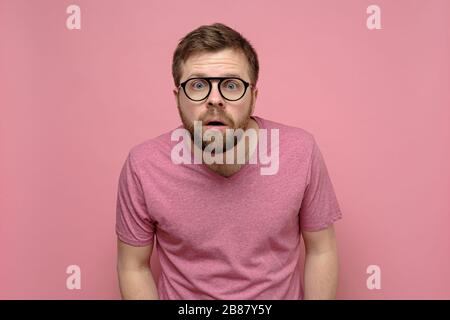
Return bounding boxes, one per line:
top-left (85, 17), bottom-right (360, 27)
top-left (173, 48), bottom-right (258, 151)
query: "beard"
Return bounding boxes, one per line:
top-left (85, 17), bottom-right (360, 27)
top-left (177, 102), bottom-right (253, 154)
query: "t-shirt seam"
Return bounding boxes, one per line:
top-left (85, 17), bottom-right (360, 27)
top-left (301, 210), bottom-right (343, 231)
top-left (116, 230), bottom-right (154, 247)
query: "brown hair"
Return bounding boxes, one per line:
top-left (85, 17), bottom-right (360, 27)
top-left (172, 23), bottom-right (259, 87)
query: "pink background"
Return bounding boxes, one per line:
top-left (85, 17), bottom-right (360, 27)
top-left (1, 0), bottom-right (449, 299)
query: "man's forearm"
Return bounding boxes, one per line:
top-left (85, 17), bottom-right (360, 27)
top-left (118, 266), bottom-right (159, 300)
top-left (303, 250), bottom-right (339, 299)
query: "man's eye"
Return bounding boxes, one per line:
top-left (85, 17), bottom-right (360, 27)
top-left (191, 81), bottom-right (206, 90)
top-left (223, 81), bottom-right (239, 90)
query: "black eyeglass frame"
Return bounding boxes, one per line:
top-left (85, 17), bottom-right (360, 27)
top-left (178, 77), bottom-right (253, 101)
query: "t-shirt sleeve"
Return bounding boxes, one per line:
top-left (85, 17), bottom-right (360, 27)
top-left (115, 151), bottom-right (156, 247)
top-left (299, 137), bottom-right (342, 231)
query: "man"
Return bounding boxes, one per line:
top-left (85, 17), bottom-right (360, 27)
top-left (116, 23), bottom-right (342, 300)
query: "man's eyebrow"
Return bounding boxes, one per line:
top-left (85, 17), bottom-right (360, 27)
top-left (187, 73), bottom-right (242, 78)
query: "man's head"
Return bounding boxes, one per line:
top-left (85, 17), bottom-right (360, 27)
top-left (172, 23), bottom-right (259, 152)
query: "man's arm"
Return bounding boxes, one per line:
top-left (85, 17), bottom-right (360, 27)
top-left (117, 239), bottom-right (159, 300)
top-left (302, 224), bottom-right (339, 300)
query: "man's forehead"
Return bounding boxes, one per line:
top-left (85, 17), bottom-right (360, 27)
top-left (181, 50), bottom-right (250, 80)
top-left (186, 48), bottom-right (245, 63)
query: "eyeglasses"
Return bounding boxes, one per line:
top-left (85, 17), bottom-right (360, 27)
top-left (178, 77), bottom-right (252, 101)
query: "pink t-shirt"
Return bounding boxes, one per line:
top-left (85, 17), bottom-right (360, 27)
top-left (115, 115), bottom-right (342, 300)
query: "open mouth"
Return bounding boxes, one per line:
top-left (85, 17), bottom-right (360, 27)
top-left (206, 121), bottom-right (226, 126)
top-left (204, 119), bottom-right (230, 128)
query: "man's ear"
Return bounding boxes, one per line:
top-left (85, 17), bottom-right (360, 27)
top-left (252, 87), bottom-right (258, 109)
top-left (250, 87), bottom-right (258, 115)
top-left (173, 88), bottom-right (179, 107)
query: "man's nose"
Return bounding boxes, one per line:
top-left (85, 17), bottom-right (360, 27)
top-left (206, 82), bottom-right (225, 108)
